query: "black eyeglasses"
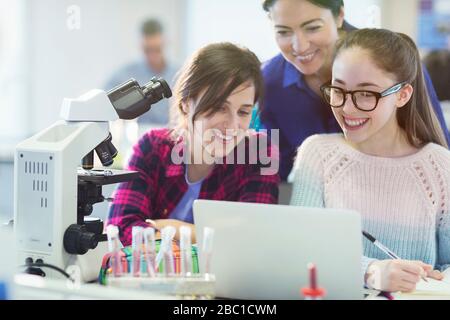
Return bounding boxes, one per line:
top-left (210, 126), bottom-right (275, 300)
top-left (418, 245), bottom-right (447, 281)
top-left (320, 82), bottom-right (408, 112)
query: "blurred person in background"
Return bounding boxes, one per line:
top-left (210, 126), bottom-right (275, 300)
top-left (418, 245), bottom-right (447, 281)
top-left (424, 50), bottom-right (450, 127)
top-left (424, 50), bottom-right (450, 102)
top-left (105, 18), bottom-right (179, 126)
top-left (105, 18), bottom-right (180, 168)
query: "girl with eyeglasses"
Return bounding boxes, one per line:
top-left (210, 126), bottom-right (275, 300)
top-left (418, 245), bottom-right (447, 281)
top-left (256, 0), bottom-right (449, 181)
top-left (290, 28), bottom-right (450, 293)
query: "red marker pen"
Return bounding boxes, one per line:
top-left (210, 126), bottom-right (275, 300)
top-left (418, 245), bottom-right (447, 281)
top-left (301, 263), bottom-right (326, 300)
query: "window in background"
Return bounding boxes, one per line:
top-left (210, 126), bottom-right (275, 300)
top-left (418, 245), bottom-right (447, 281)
top-left (184, 0), bottom-right (382, 63)
top-left (0, 0), bottom-right (28, 150)
top-left (419, 0), bottom-right (450, 50)
top-left (345, 0), bottom-right (382, 28)
top-left (184, 0), bottom-right (278, 62)
top-left (0, 0), bottom-right (27, 221)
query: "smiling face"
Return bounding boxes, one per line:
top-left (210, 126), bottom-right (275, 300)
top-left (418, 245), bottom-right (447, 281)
top-left (269, 0), bottom-right (343, 76)
top-left (184, 81), bottom-right (255, 160)
top-left (331, 47), bottom-right (413, 149)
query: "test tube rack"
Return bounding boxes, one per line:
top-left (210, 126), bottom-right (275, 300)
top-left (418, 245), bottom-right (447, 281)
top-left (106, 274), bottom-right (216, 299)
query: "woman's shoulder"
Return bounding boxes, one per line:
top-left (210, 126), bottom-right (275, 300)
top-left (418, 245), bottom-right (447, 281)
top-left (292, 134), bottom-right (345, 170)
top-left (426, 142), bottom-right (450, 154)
top-left (261, 53), bottom-right (286, 82)
top-left (298, 133), bottom-right (344, 153)
top-left (141, 128), bottom-right (175, 143)
top-left (417, 143), bottom-right (450, 188)
top-left (425, 143), bottom-right (450, 168)
top-left (261, 53), bottom-right (285, 71)
top-left (134, 128), bottom-right (175, 157)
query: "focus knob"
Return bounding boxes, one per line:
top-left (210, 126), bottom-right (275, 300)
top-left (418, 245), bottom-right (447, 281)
top-left (64, 224), bottom-right (99, 255)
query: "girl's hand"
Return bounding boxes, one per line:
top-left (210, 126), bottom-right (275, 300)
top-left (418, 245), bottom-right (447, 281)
top-left (365, 259), bottom-right (430, 292)
top-left (146, 219), bottom-right (196, 243)
top-left (426, 268), bottom-right (444, 280)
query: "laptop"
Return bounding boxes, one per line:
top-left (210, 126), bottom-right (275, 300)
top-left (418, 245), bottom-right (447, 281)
top-left (193, 200), bottom-right (364, 300)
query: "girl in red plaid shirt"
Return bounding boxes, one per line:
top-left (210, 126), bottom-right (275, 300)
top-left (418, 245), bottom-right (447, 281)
top-left (108, 43), bottom-right (280, 246)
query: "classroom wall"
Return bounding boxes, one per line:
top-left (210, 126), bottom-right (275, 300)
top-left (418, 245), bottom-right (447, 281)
top-left (345, 0), bottom-right (383, 29)
top-left (184, 0), bottom-right (279, 62)
top-left (0, 162), bottom-right (14, 223)
top-left (27, 0), bottom-right (187, 135)
top-left (12, 0), bottom-right (416, 137)
top-left (184, 0), bottom-right (384, 63)
top-left (0, 0), bottom-right (426, 223)
top-left (381, 0), bottom-right (419, 40)
top-left (0, 0), bottom-right (27, 141)
top-left (1, 0), bottom-right (188, 221)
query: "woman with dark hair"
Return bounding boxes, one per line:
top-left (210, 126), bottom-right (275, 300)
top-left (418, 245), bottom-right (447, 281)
top-left (256, 0), bottom-right (449, 181)
top-left (108, 43), bottom-right (280, 245)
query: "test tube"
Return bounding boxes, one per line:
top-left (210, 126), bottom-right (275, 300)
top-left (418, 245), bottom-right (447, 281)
top-left (301, 263), bottom-right (326, 300)
top-left (156, 226), bottom-right (176, 276)
top-left (180, 226), bottom-right (193, 277)
top-left (202, 227), bottom-right (215, 277)
top-left (143, 227), bottom-right (157, 277)
top-left (165, 226), bottom-right (176, 276)
top-left (131, 226), bottom-right (143, 277)
top-left (106, 225), bottom-right (123, 277)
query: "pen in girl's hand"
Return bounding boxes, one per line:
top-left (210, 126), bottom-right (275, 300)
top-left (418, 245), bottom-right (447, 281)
top-left (362, 230), bottom-right (428, 282)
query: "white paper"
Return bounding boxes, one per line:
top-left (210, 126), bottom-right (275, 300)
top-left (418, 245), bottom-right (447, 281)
top-left (409, 268), bottom-right (450, 296)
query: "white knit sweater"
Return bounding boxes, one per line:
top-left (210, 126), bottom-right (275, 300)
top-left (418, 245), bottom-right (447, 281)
top-left (290, 134), bottom-right (450, 272)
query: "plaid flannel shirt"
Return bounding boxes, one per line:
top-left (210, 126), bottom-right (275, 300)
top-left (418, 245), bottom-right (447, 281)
top-left (107, 128), bottom-right (280, 245)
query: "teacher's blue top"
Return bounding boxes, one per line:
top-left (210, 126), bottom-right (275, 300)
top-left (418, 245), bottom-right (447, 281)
top-left (257, 53), bottom-right (450, 181)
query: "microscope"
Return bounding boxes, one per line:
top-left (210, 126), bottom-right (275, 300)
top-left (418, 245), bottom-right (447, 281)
top-left (14, 78), bottom-right (171, 282)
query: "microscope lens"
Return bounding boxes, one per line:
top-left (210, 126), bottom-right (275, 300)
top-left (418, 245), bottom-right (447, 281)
top-left (82, 151), bottom-right (94, 170)
top-left (103, 133), bottom-right (118, 159)
top-left (107, 141), bottom-right (118, 159)
top-left (95, 142), bottom-right (114, 167)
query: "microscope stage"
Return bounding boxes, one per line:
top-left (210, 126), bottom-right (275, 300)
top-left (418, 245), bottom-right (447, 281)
top-left (77, 168), bottom-right (139, 186)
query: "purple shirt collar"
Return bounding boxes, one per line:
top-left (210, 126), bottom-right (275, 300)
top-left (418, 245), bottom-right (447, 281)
top-left (282, 58), bottom-right (311, 93)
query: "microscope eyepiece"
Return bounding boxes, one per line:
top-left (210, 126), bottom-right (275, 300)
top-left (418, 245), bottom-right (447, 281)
top-left (107, 77), bottom-right (172, 120)
top-left (81, 77), bottom-right (172, 169)
top-left (142, 78), bottom-right (172, 103)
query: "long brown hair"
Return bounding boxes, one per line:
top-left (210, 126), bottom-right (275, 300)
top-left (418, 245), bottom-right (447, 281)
top-left (334, 28), bottom-right (448, 148)
top-left (170, 42), bottom-right (263, 137)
